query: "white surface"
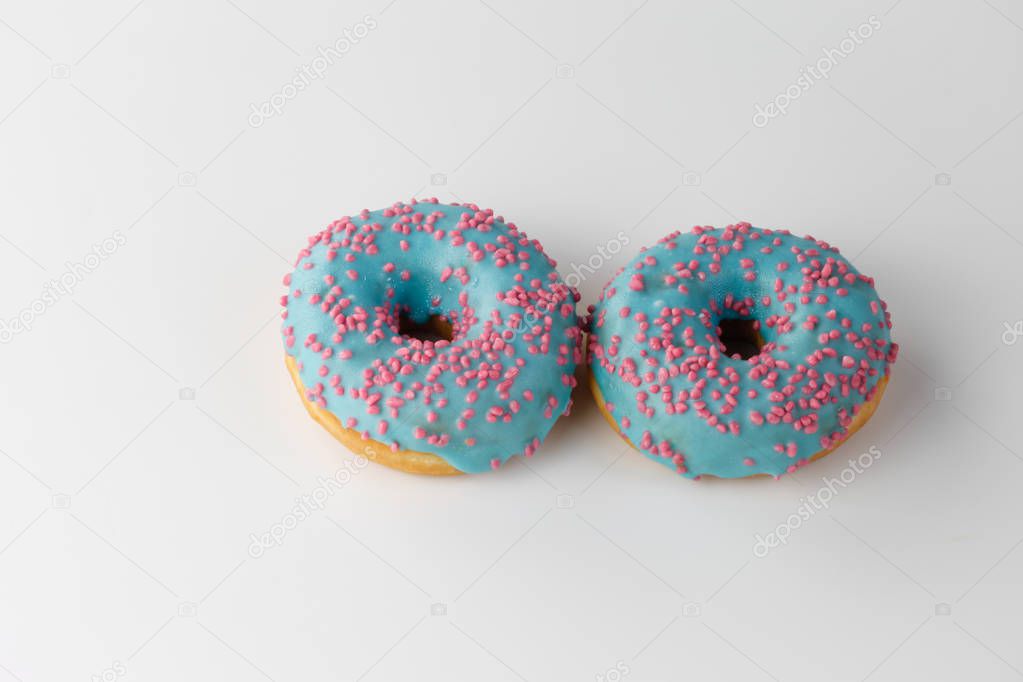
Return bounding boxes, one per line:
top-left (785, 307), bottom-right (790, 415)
top-left (1, 1), bottom-right (1022, 680)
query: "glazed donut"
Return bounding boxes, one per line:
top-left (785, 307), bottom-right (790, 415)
top-left (281, 199), bottom-right (581, 475)
top-left (588, 223), bottom-right (897, 479)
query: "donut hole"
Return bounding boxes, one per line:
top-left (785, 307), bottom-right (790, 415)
top-left (717, 318), bottom-right (763, 360)
top-left (398, 311), bottom-right (454, 343)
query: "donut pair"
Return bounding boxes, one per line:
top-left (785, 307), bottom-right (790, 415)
top-left (281, 200), bottom-right (897, 479)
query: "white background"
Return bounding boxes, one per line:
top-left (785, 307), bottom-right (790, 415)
top-left (1, 1), bottom-right (1022, 680)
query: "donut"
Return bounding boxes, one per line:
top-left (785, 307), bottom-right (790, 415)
top-left (281, 199), bottom-right (581, 475)
top-left (587, 222), bottom-right (897, 479)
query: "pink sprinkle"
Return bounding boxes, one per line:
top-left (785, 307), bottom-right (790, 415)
top-left (629, 274), bottom-right (645, 291)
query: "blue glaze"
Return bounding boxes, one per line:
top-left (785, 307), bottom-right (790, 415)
top-left (589, 224), bottom-right (896, 479)
top-left (282, 200), bottom-right (580, 473)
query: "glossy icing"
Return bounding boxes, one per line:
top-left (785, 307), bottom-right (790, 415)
top-left (282, 199), bottom-right (580, 473)
top-left (588, 223), bottom-right (897, 479)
